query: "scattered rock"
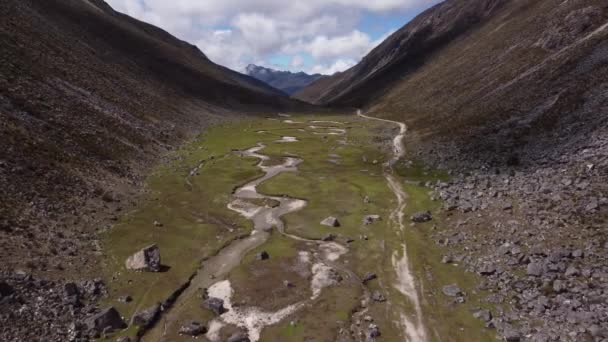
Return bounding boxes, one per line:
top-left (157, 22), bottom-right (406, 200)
top-left (367, 324), bottom-right (381, 339)
top-left (527, 262), bottom-right (544, 277)
top-left (125, 244), bottom-right (161, 272)
top-left (502, 325), bottom-right (521, 342)
top-left (84, 307), bottom-right (126, 334)
top-left (442, 284), bottom-right (462, 297)
top-left (322, 234), bottom-right (336, 242)
top-left (131, 303), bottom-right (160, 327)
top-left (153, 221), bottom-right (163, 227)
top-left (116, 337), bottom-right (131, 342)
top-left (411, 211), bottom-right (432, 223)
top-left (362, 272), bottom-right (377, 284)
top-left (363, 215), bottom-right (382, 225)
top-left (478, 263), bottom-right (497, 275)
top-left (178, 321), bottom-right (206, 336)
top-left (256, 251), bottom-right (270, 261)
top-left (117, 295), bottom-right (132, 303)
top-left (227, 332), bottom-right (251, 342)
top-left (0, 281), bottom-right (14, 297)
top-left (371, 291), bottom-right (386, 302)
top-left (473, 309), bottom-right (492, 322)
top-left (321, 216), bottom-right (340, 227)
top-left (202, 297), bottom-right (226, 315)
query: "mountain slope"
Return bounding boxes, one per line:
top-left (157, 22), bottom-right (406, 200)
top-left (0, 0), bottom-right (309, 277)
top-left (245, 64), bottom-right (324, 95)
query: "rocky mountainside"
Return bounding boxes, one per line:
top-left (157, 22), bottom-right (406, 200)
top-left (297, 0), bottom-right (608, 340)
top-left (245, 64), bottom-right (324, 95)
top-left (0, 0), bottom-right (307, 283)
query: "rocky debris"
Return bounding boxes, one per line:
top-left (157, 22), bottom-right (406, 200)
top-left (473, 309), bottom-right (492, 322)
top-left (363, 215), bottom-right (382, 225)
top-left (116, 337), bottom-right (131, 342)
top-left (125, 244), bottom-right (161, 272)
top-left (227, 331), bottom-right (251, 342)
top-left (0, 271), bottom-right (111, 341)
top-left (202, 297), bottom-right (226, 315)
top-left (85, 307), bottom-right (126, 335)
top-left (410, 211), bottom-right (432, 223)
top-left (322, 233), bottom-right (336, 242)
top-left (153, 220), bottom-right (163, 227)
top-left (362, 272), bottom-right (377, 284)
top-left (0, 281), bottom-right (14, 297)
top-left (321, 216), bottom-right (341, 227)
top-left (501, 324), bottom-right (521, 342)
top-left (256, 251), bottom-right (270, 261)
top-left (117, 295), bottom-right (132, 303)
top-left (283, 280), bottom-right (295, 288)
top-left (178, 321), bottom-right (207, 336)
top-left (371, 291), bottom-right (386, 302)
top-left (367, 324), bottom-right (381, 341)
top-left (131, 303), bottom-right (160, 327)
top-left (442, 284), bottom-right (462, 297)
top-left (363, 196), bottom-right (371, 204)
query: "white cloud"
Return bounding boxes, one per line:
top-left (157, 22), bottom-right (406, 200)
top-left (106, 0), bottom-right (441, 74)
top-left (311, 59), bottom-right (357, 75)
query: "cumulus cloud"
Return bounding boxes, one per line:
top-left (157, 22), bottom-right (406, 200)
top-left (105, 0), bottom-right (441, 74)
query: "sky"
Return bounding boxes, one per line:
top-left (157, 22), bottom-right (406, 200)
top-left (105, 0), bottom-right (442, 75)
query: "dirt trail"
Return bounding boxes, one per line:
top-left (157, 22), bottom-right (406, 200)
top-left (357, 110), bottom-right (428, 342)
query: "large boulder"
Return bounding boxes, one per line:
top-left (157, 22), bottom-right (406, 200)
top-left (202, 297), bottom-right (226, 315)
top-left (363, 215), bottom-right (382, 225)
top-left (179, 321), bottom-right (207, 336)
top-left (125, 244), bottom-right (161, 272)
top-left (131, 303), bottom-right (160, 328)
top-left (228, 332), bottom-right (251, 342)
top-left (411, 211), bottom-right (432, 223)
top-left (442, 284), bottom-right (462, 297)
top-left (320, 216), bottom-right (340, 227)
top-left (84, 307), bottom-right (126, 334)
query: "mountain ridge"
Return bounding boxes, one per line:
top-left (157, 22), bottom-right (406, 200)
top-left (245, 64), bottom-right (325, 95)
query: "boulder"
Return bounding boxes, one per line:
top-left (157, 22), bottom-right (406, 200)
top-left (322, 234), bottom-right (336, 242)
top-left (256, 251), bottom-right (270, 261)
top-left (411, 211), bottom-right (432, 223)
top-left (178, 321), bottom-right (206, 336)
top-left (368, 324), bottom-right (381, 339)
top-left (527, 262), bottom-right (544, 277)
top-left (125, 244), bottom-right (161, 272)
top-left (228, 332), bottom-right (251, 342)
top-left (116, 337), bottom-right (131, 342)
top-left (131, 304), bottom-right (160, 327)
top-left (363, 215), bottom-right (382, 225)
top-left (442, 284), bottom-right (462, 297)
top-left (321, 217), bottom-right (340, 227)
top-left (371, 291), bottom-right (386, 302)
top-left (202, 297), bottom-right (226, 315)
top-left (0, 281), bottom-right (14, 297)
top-left (362, 272), bottom-right (377, 284)
top-left (84, 307), bottom-right (126, 334)
top-left (473, 309), bottom-right (492, 322)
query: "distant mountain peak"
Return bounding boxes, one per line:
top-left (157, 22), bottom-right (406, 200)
top-left (245, 64), bottom-right (324, 95)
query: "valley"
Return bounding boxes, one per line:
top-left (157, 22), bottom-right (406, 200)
top-left (102, 113), bottom-right (494, 342)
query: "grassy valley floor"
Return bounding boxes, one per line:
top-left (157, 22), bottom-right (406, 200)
top-left (100, 113), bottom-right (499, 342)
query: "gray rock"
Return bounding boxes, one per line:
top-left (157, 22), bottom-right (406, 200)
top-left (367, 324), bottom-right (381, 340)
top-left (227, 332), bottom-right (250, 342)
top-left (363, 215), bottom-right (382, 225)
top-left (64, 282), bottom-right (79, 298)
top-left (131, 303), bottom-right (160, 327)
top-left (565, 266), bottom-right (579, 277)
top-left (0, 281), bottom-right (14, 297)
top-left (527, 262), bottom-right (544, 277)
top-left (442, 284), bottom-right (462, 297)
top-left (322, 234), bottom-right (336, 242)
top-left (362, 272), bottom-right (377, 284)
top-left (202, 297), bottom-right (226, 315)
top-left (125, 244), bottom-right (161, 272)
top-left (178, 321), bottom-right (206, 336)
top-left (85, 307), bottom-right (126, 334)
top-left (256, 251), bottom-right (270, 261)
top-left (502, 325), bottom-right (521, 342)
top-left (478, 263), bottom-right (497, 275)
top-left (473, 309), bottom-right (492, 322)
top-left (116, 337), bottom-right (131, 342)
top-left (411, 211), bottom-right (432, 223)
top-left (371, 291), bottom-right (386, 302)
top-left (321, 216), bottom-right (340, 227)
